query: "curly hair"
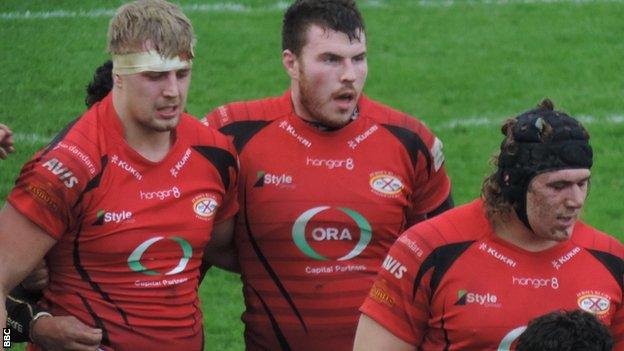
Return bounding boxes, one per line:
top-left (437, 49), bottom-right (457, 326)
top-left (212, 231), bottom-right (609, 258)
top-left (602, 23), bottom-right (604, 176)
top-left (516, 310), bottom-right (613, 351)
top-left (85, 60), bottom-right (113, 108)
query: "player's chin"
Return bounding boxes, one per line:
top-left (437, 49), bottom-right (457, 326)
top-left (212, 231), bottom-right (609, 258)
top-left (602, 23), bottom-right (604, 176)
top-left (152, 118), bottom-right (180, 132)
top-left (321, 111), bottom-right (351, 128)
top-left (551, 227), bottom-right (573, 241)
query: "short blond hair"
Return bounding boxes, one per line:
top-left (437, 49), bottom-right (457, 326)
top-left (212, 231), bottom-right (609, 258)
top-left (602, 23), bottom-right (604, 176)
top-left (107, 0), bottom-right (195, 59)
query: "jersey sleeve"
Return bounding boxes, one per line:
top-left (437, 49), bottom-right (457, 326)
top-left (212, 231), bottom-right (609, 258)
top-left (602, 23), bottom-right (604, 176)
top-left (407, 124), bottom-right (451, 221)
top-left (213, 136), bottom-right (239, 224)
top-left (359, 229), bottom-right (434, 345)
top-left (7, 141), bottom-right (93, 240)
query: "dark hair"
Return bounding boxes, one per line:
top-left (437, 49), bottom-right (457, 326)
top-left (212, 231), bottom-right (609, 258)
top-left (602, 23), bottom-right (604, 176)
top-left (85, 60), bottom-right (113, 107)
top-left (282, 0), bottom-right (365, 55)
top-left (516, 310), bottom-right (613, 351)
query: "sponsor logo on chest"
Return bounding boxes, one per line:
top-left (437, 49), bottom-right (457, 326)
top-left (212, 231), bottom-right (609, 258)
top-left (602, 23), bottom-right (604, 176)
top-left (455, 289), bottom-right (501, 308)
top-left (139, 186), bottom-right (181, 200)
top-left (279, 120), bottom-right (312, 148)
top-left (552, 246), bottom-right (581, 270)
top-left (292, 206), bottom-right (372, 261)
top-left (478, 242), bottom-right (517, 268)
top-left (347, 125), bottom-right (379, 149)
top-left (170, 148), bottom-right (192, 178)
top-left (512, 276), bottom-right (559, 289)
top-left (41, 158), bottom-right (79, 188)
top-left (93, 209), bottom-right (134, 225)
top-left (254, 171), bottom-right (295, 188)
top-left (111, 154), bottom-right (143, 181)
top-left (129, 235), bottom-right (193, 288)
top-left (306, 157), bottom-right (354, 170)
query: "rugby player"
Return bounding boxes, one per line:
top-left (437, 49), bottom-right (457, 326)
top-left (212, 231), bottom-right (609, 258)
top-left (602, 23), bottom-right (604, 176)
top-left (202, 0), bottom-right (452, 349)
top-left (354, 100), bottom-right (624, 350)
top-left (0, 1), bottom-right (238, 350)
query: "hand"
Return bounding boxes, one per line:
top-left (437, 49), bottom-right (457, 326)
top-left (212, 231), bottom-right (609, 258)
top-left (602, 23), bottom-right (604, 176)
top-left (0, 123), bottom-right (15, 159)
top-left (21, 260), bottom-right (49, 291)
top-left (31, 315), bottom-right (102, 351)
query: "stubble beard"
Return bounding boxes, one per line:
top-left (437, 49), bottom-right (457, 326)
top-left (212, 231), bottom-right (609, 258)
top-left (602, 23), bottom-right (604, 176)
top-left (298, 73), bottom-right (350, 129)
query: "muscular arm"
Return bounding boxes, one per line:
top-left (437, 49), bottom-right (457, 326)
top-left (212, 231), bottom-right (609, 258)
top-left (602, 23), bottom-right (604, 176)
top-left (202, 217), bottom-right (239, 274)
top-left (1, 205), bottom-right (103, 349)
top-left (353, 314), bottom-right (415, 351)
top-left (0, 203), bottom-right (56, 330)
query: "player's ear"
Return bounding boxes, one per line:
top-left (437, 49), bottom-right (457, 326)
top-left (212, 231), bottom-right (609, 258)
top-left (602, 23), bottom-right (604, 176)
top-left (282, 49), bottom-right (299, 81)
top-left (113, 73), bottom-right (123, 88)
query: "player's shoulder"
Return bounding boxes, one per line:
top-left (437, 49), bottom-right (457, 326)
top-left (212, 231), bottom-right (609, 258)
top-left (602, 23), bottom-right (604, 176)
top-left (400, 199), bottom-right (486, 251)
top-left (179, 113), bottom-right (236, 153)
top-left (45, 101), bottom-right (108, 162)
top-left (202, 93), bottom-right (291, 128)
top-left (19, 101), bottom-right (109, 196)
top-left (573, 221), bottom-right (624, 258)
top-left (359, 95), bottom-right (430, 135)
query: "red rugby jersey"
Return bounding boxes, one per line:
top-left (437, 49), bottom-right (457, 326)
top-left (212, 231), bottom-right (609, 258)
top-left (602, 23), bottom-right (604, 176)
top-left (204, 91), bottom-right (451, 350)
top-left (360, 199), bottom-right (624, 350)
top-left (8, 94), bottom-right (238, 350)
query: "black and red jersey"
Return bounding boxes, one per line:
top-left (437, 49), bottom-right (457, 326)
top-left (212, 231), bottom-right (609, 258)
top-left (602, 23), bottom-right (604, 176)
top-left (8, 93), bottom-right (238, 350)
top-left (204, 91), bottom-right (451, 350)
top-left (360, 199), bottom-right (624, 350)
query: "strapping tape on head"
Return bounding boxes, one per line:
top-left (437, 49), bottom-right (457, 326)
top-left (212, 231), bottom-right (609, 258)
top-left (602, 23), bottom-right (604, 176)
top-left (112, 50), bottom-right (192, 75)
top-left (496, 106), bottom-right (592, 230)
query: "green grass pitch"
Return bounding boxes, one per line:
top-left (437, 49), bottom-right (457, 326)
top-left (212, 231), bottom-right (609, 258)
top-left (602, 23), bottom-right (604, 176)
top-left (1, 1), bottom-right (623, 349)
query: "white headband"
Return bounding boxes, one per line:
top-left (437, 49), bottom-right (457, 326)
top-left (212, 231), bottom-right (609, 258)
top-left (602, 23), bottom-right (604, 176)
top-left (112, 50), bottom-right (192, 75)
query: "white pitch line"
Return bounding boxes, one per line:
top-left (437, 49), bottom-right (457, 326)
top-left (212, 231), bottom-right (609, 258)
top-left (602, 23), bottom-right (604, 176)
top-left (12, 115), bottom-right (624, 145)
top-left (436, 115), bottom-right (624, 130)
top-left (13, 132), bottom-right (54, 144)
top-left (1, 0), bottom-right (622, 20)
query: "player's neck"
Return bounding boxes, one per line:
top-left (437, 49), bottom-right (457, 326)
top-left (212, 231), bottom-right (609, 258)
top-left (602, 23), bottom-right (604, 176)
top-left (112, 96), bottom-right (174, 162)
top-left (290, 88), bottom-right (315, 124)
top-left (491, 213), bottom-right (560, 252)
top-left (122, 126), bottom-right (174, 162)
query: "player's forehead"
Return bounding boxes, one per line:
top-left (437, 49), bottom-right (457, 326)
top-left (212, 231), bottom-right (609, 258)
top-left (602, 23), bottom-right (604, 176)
top-left (301, 24), bottom-right (366, 55)
top-left (532, 168), bottom-right (591, 186)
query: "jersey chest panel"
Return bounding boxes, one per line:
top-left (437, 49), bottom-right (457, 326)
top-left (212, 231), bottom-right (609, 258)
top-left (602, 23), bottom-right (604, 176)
top-left (46, 145), bottom-right (224, 294)
top-left (238, 118), bottom-right (413, 268)
top-left (427, 240), bottom-right (621, 350)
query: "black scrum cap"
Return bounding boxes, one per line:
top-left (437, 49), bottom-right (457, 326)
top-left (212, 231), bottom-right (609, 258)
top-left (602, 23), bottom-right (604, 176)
top-left (496, 99), bottom-right (592, 230)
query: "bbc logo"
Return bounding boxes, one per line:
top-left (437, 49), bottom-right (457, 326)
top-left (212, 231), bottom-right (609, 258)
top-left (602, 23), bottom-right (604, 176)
top-left (2, 328), bottom-right (10, 349)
